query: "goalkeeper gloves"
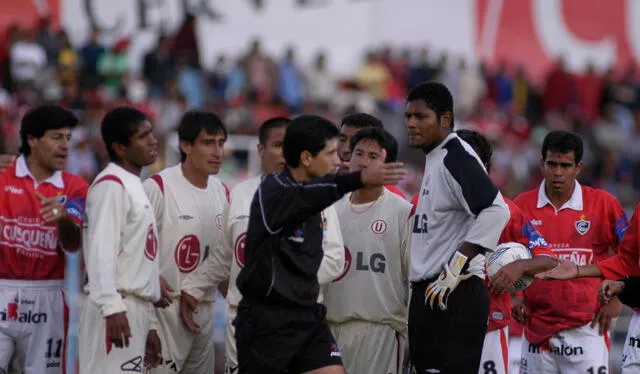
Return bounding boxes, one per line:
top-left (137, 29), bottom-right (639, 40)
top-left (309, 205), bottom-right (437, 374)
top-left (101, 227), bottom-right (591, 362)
top-left (425, 251), bottom-right (472, 311)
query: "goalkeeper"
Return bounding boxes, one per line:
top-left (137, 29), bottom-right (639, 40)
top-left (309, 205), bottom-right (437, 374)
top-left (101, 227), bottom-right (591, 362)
top-left (404, 82), bottom-right (510, 373)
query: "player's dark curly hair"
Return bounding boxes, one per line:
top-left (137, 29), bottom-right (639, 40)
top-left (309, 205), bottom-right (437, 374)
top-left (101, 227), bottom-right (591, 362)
top-left (19, 105), bottom-right (78, 156)
top-left (350, 127), bottom-right (398, 163)
top-left (340, 113), bottom-right (383, 130)
top-left (101, 107), bottom-right (148, 162)
top-left (407, 82), bottom-right (455, 130)
top-left (541, 131), bottom-right (583, 163)
top-left (177, 110), bottom-right (227, 162)
top-left (456, 129), bottom-right (493, 173)
top-left (283, 115), bottom-right (339, 168)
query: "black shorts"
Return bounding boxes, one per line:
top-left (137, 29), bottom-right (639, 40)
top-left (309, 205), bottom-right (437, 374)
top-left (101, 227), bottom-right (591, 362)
top-left (234, 300), bottom-right (343, 374)
top-left (408, 275), bottom-right (489, 373)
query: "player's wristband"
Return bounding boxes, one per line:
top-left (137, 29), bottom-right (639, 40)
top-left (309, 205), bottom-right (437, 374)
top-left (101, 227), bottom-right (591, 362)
top-left (448, 251), bottom-right (469, 276)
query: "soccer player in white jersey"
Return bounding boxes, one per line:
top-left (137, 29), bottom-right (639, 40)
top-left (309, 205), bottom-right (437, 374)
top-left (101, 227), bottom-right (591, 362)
top-left (406, 82), bottom-right (510, 373)
top-left (143, 110), bottom-right (229, 373)
top-left (179, 117), bottom-right (346, 374)
top-left (324, 127), bottom-right (412, 374)
top-left (80, 107), bottom-right (163, 373)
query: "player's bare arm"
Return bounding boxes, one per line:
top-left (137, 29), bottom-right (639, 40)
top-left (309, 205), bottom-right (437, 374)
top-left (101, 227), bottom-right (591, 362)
top-left (599, 280), bottom-right (625, 304)
top-left (180, 290), bottom-right (201, 334)
top-left (105, 312), bottom-right (132, 349)
top-left (144, 329), bottom-right (163, 368)
top-left (37, 192), bottom-right (82, 251)
top-left (490, 256), bottom-right (558, 294)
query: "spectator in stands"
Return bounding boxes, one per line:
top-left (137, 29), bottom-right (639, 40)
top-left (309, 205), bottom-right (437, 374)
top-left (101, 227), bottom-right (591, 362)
top-left (306, 51), bottom-right (335, 111)
top-left (542, 56), bottom-right (576, 114)
top-left (456, 57), bottom-right (486, 119)
top-left (357, 50), bottom-right (391, 104)
top-left (576, 62), bottom-right (604, 123)
top-left (79, 28), bottom-right (105, 89)
top-left (10, 28), bottom-right (47, 90)
top-left (278, 47), bottom-right (305, 114)
top-left (245, 38), bottom-right (277, 102)
top-left (35, 16), bottom-right (60, 66)
top-left (58, 31), bottom-right (78, 85)
top-left (98, 38), bottom-right (130, 100)
top-left (407, 47), bottom-right (437, 91)
top-left (143, 35), bottom-right (174, 99)
top-left (209, 54), bottom-right (230, 104)
top-left (172, 13), bottom-right (200, 68)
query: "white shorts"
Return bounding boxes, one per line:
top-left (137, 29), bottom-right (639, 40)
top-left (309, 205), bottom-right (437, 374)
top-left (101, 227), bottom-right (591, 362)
top-left (78, 294), bottom-right (153, 374)
top-left (329, 320), bottom-right (406, 374)
top-left (480, 327), bottom-right (509, 374)
top-left (621, 311), bottom-right (640, 373)
top-left (151, 299), bottom-right (214, 373)
top-left (224, 305), bottom-right (238, 374)
top-left (520, 323), bottom-right (609, 374)
top-left (508, 335), bottom-right (523, 374)
top-left (0, 280), bottom-right (68, 374)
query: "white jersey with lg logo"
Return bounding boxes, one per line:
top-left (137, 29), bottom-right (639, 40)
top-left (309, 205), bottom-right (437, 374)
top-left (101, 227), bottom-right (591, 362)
top-left (144, 165), bottom-right (228, 303)
top-left (324, 189), bottom-right (411, 334)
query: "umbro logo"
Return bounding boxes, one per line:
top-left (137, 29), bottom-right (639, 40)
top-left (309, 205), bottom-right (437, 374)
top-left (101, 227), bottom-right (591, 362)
top-left (121, 355), bottom-right (143, 372)
top-left (4, 186), bottom-right (23, 194)
top-left (179, 215), bottom-right (194, 220)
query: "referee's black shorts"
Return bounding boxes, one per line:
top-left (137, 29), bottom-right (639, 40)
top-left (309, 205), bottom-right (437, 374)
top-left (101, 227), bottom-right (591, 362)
top-left (408, 275), bottom-right (489, 373)
top-left (234, 299), bottom-right (343, 374)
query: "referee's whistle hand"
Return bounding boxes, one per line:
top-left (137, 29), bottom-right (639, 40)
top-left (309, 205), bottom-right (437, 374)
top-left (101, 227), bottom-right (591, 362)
top-left (361, 159), bottom-right (406, 187)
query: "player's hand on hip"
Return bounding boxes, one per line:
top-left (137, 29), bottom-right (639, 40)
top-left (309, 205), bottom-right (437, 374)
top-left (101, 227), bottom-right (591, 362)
top-left (536, 259), bottom-right (577, 280)
top-left (105, 312), bottom-right (132, 348)
top-left (599, 280), bottom-right (625, 304)
top-left (36, 192), bottom-right (67, 223)
top-left (144, 329), bottom-right (163, 369)
top-left (489, 260), bottom-right (525, 294)
top-left (0, 154), bottom-right (15, 172)
top-left (154, 276), bottom-right (173, 308)
top-left (511, 301), bottom-right (529, 324)
top-left (360, 150), bottom-right (406, 186)
top-left (425, 251), bottom-right (471, 311)
top-left (180, 291), bottom-right (201, 334)
top-left (592, 296), bottom-right (622, 335)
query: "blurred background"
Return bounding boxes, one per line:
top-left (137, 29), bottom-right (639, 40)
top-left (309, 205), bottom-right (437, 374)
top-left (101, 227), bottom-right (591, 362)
top-left (0, 0), bottom-right (638, 373)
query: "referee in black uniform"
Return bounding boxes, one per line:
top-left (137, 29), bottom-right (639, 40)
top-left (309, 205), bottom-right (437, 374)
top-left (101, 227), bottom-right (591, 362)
top-left (405, 82), bottom-right (510, 373)
top-left (234, 115), bottom-right (406, 374)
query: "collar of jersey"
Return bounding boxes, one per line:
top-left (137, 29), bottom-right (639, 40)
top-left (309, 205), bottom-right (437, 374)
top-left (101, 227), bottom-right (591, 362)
top-left (425, 132), bottom-right (457, 159)
top-left (15, 155), bottom-right (64, 188)
top-left (536, 180), bottom-right (583, 211)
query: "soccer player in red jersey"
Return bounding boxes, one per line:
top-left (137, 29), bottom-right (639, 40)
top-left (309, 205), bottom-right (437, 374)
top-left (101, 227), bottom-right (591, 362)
top-left (541, 202), bottom-right (640, 373)
top-left (442, 129), bottom-right (558, 374)
top-left (0, 105), bottom-right (88, 374)
top-left (512, 131), bottom-right (628, 374)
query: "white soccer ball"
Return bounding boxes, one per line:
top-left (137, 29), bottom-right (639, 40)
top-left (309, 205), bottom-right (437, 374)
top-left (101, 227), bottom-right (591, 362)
top-left (486, 242), bottom-right (534, 292)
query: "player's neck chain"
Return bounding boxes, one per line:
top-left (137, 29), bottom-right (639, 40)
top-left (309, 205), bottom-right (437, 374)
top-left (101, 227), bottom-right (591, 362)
top-left (349, 190), bottom-right (382, 214)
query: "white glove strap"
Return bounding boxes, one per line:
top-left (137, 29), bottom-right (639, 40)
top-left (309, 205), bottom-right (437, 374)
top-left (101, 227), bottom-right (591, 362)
top-left (448, 251), bottom-right (469, 276)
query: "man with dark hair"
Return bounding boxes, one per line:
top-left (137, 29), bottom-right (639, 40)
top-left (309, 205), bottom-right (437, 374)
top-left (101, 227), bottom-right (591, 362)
top-left (0, 105), bottom-right (88, 374)
top-left (455, 129), bottom-right (557, 374)
top-left (80, 107), bottom-right (163, 373)
top-left (180, 116), bottom-right (346, 374)
top-left (406, 82), bottom-right (510, 373)
top-left (511, 130), bottom-right (628, 374)
top-left (234, 115), bottom-right (405, 373)
top-left (338, 113), bottom-right (383, 173)
top-left (142, 110), bottom-right (229, 373)
top-left (324, 127), bottom-right (412, 374)
top-left (338, 112), bottom-right (405, 198)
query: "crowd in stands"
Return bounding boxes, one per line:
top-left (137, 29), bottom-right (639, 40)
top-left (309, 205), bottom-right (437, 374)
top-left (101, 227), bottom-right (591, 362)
top-left (1, 16), bottom-right (639, 212)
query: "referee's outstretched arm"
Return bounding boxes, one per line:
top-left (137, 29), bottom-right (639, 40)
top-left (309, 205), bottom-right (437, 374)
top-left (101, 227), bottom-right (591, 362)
top-left (257, 171), bottom-right (364, 233)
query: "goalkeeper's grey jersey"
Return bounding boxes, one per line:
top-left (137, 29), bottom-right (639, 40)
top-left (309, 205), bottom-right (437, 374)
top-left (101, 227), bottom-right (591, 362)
top-left (409, 133), bottom-right (510, 281)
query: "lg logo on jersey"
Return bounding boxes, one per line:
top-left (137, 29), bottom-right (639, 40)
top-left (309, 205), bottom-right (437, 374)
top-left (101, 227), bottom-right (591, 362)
top-left (412, 214), bottom-right (428, 234)
top-left (332, 247), bottom-right (386, 281)
top-left (175, 235), bottom-right (202, 273)
top-left (145, 224), bottom-right (158, 261)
